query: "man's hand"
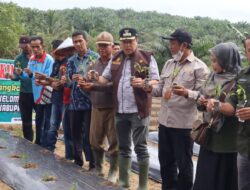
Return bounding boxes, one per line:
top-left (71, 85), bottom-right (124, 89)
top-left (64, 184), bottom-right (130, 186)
top-left (35, 79), bottom-right (42, 86)
top-left (206, 98), bottom-right (220, 112)
top-left (23, 68), bottom-right (32, 76)
top-left (87, 70), bottom-right (99, 81)
top-left (34, 72), bottom-right (47, 80)
top-left (172, 84), bottom-right (188, 97)
top-left (15, 68), bottom-right (23, 75)
top-left (51, 80), bottom-right (62, 90)
top-left (60, 75), bottom-right (67, 85)
top-left (198, 95), bottom-right (208, 106)
top-left (131, 77), bottom-right (144, 88)
top-left (72, 74), bottom-right (81, 81)
top-left (77, 78), bottom-right (94, 91)
top-left (236, 107), bottom-right (250, 121)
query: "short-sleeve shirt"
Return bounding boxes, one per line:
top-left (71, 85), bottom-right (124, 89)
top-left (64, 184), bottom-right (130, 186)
top-left (102, 55), bottom-right (160, 113)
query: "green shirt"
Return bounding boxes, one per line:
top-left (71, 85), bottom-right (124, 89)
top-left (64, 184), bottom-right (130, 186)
top-left (12, 53), bottom-right (32, 93)
top-left (231, 67), bottom-right (250, 158)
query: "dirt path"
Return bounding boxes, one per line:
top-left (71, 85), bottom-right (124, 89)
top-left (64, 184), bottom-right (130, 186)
top-left (0, 124), bottom-right (161, 190)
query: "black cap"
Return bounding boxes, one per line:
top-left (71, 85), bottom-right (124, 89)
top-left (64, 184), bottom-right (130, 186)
top-left (162, 28), bottom-right (192, 45)
top-left (119, 28), bottom-right (138, 40)
top-left (19, 36), bottom-right (30, 44)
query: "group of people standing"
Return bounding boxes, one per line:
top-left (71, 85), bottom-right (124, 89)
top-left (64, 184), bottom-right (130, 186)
top-left (6, 27), bottom-right (250, 190)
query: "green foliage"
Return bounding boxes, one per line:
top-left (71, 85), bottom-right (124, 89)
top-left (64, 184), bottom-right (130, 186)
top-left (172, 67), bottom-right (181, 79)
top-left (213, 84), bottom-right (223, 98)
top-left (134, 62), bottom-right (149, 77)
top-left (0, 2), bottom-right (25, 58)
top-left (231, 84), bottom-right (247, 102)
top-left (236, 85), bottom-right (247, 101)
top-left (1, 2), bottom-right (250, 70)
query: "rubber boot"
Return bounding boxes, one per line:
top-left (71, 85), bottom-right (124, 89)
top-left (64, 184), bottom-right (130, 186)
top-left (107, 155), bottom-right (118, 183)
top-left (137, 160), bottom-right (149, 190)
top-left (92, 150), bottom-right (104, 177)
top-left (118, 156), bottom-right (131, 188)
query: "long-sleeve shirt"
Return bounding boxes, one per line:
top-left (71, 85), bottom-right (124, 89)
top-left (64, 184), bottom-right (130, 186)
top-left (89, 58), bottom-right (113, 109)
top-left (21, 52), bottom-right (54, 104)
top-left (152, 52), bottom-right (210, 129)
top-left (12, 53), bottom-right (32, 93)
top-left (66, 50), bottom-right (99, 111)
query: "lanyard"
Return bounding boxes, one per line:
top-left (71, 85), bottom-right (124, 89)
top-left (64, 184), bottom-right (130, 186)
top-left (171, 61), bottom-right (185, 84)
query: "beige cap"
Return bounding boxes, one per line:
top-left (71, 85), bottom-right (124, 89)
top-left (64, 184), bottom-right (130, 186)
top-left (96, 31), bottom-right (114, 45)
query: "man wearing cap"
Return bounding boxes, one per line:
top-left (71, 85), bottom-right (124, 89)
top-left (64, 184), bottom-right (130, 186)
top-left (90, 27), bottom-right (160, 189)
top-left (15, 36), bottom-right (54, 147)
top-left (78, 31), bottom-right (118, 183)
top-left (6, 36), bottom-right (34, 142)
top-left (152, 28), bottom-right (209, 190)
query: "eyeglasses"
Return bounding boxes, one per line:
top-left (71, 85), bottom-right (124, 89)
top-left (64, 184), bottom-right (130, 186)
top-left (31, 45), bottom-right (41, 49)
top-left (98, 44), bottom-right (110, 48)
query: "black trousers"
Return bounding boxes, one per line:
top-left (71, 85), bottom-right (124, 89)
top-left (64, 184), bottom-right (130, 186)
top-left (19, 92), bottom-right (34, 142)
top-left (34, 104), bottom-right (52, 147)
top-left (158, 124), bottom-right (193, 190)
top-left (70, 110), bottom-right (93, 167)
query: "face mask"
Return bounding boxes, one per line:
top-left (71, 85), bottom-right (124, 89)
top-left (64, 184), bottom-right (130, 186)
top-left (172, 50), bottom-right (184, 62)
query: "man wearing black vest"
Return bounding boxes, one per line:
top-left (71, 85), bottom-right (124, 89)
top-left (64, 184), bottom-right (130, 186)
top-left (89, 28), bottom-right (160, 190)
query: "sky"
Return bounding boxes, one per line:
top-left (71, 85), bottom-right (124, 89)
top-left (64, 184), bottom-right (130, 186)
top-left (2, 0), bottom-right (250, 23)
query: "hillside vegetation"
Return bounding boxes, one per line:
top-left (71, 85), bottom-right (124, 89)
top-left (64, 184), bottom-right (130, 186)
top-left (1, 2), bottom-right (250, 69)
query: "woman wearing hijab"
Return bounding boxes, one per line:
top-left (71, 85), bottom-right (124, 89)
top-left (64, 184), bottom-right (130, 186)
top-left (193, 42), bottom-right (242, 190)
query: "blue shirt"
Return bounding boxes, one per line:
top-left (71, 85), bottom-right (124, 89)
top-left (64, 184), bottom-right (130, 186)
top-left (67, 49), bottom-right (99, 110)
top-left (21, 52), bottom-right (54, 104)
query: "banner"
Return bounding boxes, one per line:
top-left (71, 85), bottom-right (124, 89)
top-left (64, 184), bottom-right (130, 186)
top-left (0, 59), bottom-right (21, 123)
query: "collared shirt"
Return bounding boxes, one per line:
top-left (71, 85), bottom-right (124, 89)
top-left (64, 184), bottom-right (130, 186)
top-left (102, 55), bottom-right (160, 113)
top-left (90, 58), bottom-right (113, 109)
top-left (67, 50), bottom-right (99, 111)
top-left (12, 53), bottom-right (32, 93)
top-left (21, 52), bottom-right (54, 104)
top-left (152, 52), bottom-right (209, 129)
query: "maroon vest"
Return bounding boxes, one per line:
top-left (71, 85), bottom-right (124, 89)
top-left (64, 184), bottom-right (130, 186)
top-left (111, 49), bottom-right (152, 118)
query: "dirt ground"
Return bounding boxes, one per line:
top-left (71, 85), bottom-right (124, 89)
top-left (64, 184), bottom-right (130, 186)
top-left (0, 180), bottom-right (13, 190)
top-left (0, 124), bottom-right (161, 190)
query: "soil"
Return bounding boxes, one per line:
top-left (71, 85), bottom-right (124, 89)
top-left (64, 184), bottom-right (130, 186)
top-left (0, 181), bottom-right (13, 190)
top-left (0, 124), bottom-right (161, 190)
top-left (42, 175), bottom-right (57, 182)
top-left (22, 163), bottom-right (38, 169)
top-left (9, 154), bottom-right (22, 159)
